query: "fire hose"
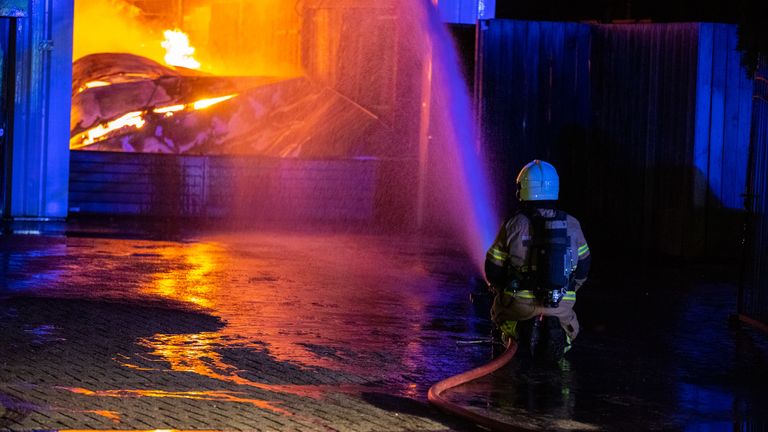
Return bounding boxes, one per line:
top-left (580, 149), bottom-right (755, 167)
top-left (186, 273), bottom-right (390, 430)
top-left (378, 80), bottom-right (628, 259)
top-left (427, 338), bottom-right (533, 431)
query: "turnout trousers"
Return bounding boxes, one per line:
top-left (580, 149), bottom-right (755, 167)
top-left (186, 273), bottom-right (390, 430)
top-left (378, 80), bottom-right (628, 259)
top-left (491, 290), bottom-right (580, 341)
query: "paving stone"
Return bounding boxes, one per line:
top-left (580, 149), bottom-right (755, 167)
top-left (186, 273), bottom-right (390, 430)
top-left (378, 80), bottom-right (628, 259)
top-left (11, 231), bottom-right (761, 430)
top-left (1, 231), bottom-right (481, 431)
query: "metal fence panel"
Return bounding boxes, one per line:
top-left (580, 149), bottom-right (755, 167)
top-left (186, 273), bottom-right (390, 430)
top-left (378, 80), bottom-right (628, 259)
top-left (478, 21), bottom-right (752, 260)
top-left (741, 59), bottom-right (768, 329)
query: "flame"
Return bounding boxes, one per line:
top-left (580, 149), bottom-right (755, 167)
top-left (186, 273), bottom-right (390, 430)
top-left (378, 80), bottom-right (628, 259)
top-left (77, 81), bottom-right (112, 94)
top-left (73, 94), bottom-right (237, 148)
top-left (152, 94), bottom-right (238, 117)
top-left (84, 80), bottom-right (111, 88)
top-left (161, 29), bottom-right (201, 69)
top-left (77, 111), bottom-right (146, 148)
top-left (192, 94), bottom-right (237, 110)
top-left (152, 104), bottom-right (185, 114)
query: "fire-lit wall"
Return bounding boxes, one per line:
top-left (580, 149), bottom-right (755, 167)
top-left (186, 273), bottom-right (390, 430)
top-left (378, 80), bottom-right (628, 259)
top-left (207, 0), bottom-right (302, 76)
top-left (302, 2), bottom-right (399, 125)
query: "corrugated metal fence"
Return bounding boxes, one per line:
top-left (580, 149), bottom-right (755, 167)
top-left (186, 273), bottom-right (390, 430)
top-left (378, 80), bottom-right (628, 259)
top-left (477, 20), bottom-right (591, 219)
top-left (741, 58), bottom-right (768, 330)
top-left (478, 21), bottom-right (753, 260)
top-left (693, 24), bottom-right (755, 258)
top-left (589, 23), bottom-right (701, 258)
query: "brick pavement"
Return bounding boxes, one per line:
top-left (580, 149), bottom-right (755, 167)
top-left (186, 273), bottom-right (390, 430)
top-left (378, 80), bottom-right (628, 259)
top-left (0, 296), bottom-right (480, 431)
top-left (4, 230), bottom-right (768, 431)
top-left (1, 232), bottom-right (488, 431)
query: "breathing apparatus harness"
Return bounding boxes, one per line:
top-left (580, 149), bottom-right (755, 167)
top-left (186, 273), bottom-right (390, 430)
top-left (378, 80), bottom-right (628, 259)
top-left (508, 207), bottom-right (574, 308)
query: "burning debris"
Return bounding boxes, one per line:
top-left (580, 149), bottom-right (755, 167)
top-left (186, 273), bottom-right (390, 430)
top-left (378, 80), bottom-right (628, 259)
top-left (70, 53), bottom-right (381, 157)
top-left (70, 2), bottom-right (396, 157)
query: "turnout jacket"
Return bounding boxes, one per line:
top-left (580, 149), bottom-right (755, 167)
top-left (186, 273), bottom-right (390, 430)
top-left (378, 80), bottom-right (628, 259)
top-left (485, 206), bottom-right (591, 292)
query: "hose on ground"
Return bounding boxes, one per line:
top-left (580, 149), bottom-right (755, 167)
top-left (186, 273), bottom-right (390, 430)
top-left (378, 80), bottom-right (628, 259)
top-left (427, 338), bottom-right (530, 431)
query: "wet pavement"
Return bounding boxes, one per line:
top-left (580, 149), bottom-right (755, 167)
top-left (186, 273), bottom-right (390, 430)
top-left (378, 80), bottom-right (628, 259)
top-left (1, 222), bottom-right (768, 431)
top-left (446, 266), bottom-right (768, 430)
top-left (1, 224), bottom-right (489, 431)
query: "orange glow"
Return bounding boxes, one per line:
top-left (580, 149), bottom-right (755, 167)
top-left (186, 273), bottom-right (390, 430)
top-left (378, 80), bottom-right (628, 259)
top-left (137, 331), bottom-right (363, 400)
top-left (73, 0), bottom-right (166, 65)
top-left (162, 29), bottom-right (201, 69)
top-left (57, 387), bottom-right (291, 415)
top-left (76, 111), bottom-right (146, 148)
top-left (121, 238), bottom-right (386, 403)
top-left (73, 0), bottom-right (302, 76)
top-left (140, 243), bottom-right (220, 308)
top-left (134, 242), bottom-right (344, 398)
top-left (136, 238), bottom-right (390, 373)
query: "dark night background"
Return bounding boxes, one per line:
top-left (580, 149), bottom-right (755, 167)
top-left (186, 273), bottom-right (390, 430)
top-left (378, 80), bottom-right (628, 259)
top-left (446, 0), bottom-right (768, 267)
top-left (494, 0), bottom-right (768, 74)
top-left (447, 0), bottom-right (768, 91)
top-left (449, 0), bottom-right (768, 83)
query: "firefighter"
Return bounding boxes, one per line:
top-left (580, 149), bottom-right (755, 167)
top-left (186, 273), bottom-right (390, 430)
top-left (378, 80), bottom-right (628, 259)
top-left (485, 160), bottom-right (591, 352)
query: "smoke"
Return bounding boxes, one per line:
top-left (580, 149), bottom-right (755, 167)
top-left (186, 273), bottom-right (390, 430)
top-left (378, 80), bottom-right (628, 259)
top-left (73, 0), bottom-right (166, 64)
top-left (73, 0), bottom-right (301, 76)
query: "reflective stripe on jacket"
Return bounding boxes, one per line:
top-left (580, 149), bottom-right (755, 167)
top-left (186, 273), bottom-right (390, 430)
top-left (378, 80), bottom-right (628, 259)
top-left (485, 208), bottom-right (590, 290)
top-left (503, 289), bottom-right (577, 301)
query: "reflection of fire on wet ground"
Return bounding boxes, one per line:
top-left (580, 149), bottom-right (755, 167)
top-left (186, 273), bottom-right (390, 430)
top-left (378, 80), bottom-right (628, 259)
top-left (57, 387), bottom-right (291, 415)
top-left (71, 53), bottom-right (381, 157)
top-left (0, 233), bottom-right (493, 429)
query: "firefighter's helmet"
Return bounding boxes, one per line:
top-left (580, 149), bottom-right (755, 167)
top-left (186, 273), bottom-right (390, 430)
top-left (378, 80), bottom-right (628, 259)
top-left (516, 160), bottom-right (559, 201)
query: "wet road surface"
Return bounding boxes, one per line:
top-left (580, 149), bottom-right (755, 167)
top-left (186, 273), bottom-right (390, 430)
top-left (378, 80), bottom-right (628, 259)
top-left (1, 229), bottom-right (488, 431)
top-left (1, 225), bottom-right (768, 431)
top-left (445, 266), bottom-right (768, 430)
